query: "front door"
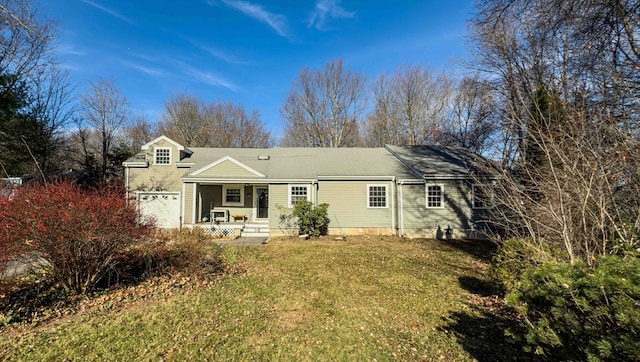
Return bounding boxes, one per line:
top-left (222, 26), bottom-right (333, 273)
top-left (256, 187), bottom-right (269, 219)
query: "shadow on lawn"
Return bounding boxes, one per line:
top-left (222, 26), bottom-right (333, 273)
top-left (430, 240), bottom-right (540, 361)
top-left (434, 238), bottom-right (497, 263)
top-left (441, 275), bottom-right (539, 362)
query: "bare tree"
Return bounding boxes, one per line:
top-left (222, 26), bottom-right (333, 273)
top-left (76, 79), bottom-right (130, 185)
top-left (159, 93), bottom-right (272, 148)
top-left (281, 58), bottom-right (366, 147)
top-left (125, 113), bottom-right (158, 152)
top-left (439, 75), bottom-right (497, 155)
top-left (470, 0), bottom-right (640, 264)
top-left (158, 93), bottom-right (210, 147)
top-left (27, 64), bottom-right (75, 174)
top-left (207, 102), bottom-right (272, 147)
top-left (0, 0), bottom-right (72, 177)
top-left (0, 0), bottom-right (54, 88)
top-left (362, 65), bottom-right (452, 146)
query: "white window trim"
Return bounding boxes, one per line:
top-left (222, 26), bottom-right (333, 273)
top-left (367, 184), bottom-right (388, 209)
top-left (426, 184), bottom-right (445, 209)
top-left (222, 184), bottom-right (244, 206)
top-left (472, 184), bottom-right (495, 209)
top-left (288, 184), bottom-right (310, 208)
top-left (153, 147), bottom-right (172, 165)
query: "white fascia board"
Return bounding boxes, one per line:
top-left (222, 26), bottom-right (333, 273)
top-left (141, 135), bottom-right (186, 151)
top-left (398, 179), bottom-right (425, 185)
top-left (181, 177), bottom-right (317, 184)
top-left (317, 175), bottom-right (395, 181)
top-left (122, 161), bottom-right (148, 167)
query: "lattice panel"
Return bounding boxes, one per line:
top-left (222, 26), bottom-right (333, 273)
top-left (202, 226), bottom-right (236, 237)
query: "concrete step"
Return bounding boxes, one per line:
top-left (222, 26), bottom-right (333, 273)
top-left (243, 227), bottom-right (270, 232)
top-left (241, 231), bottom-right (270, 237)
top-left (242, 223), bottom-right (269, 237)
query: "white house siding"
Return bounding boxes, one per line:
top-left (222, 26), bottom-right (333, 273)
top-left (318, 180), bottom-right (394, 235)
top-left (400, 180), bottom-right (474, 239)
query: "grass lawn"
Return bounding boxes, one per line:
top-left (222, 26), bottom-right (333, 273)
top-left (0, 236), bottom-right (523, 361)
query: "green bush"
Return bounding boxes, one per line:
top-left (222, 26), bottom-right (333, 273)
top-left (507, 255), bottom-right (640, 361)
top-left (292, 200), bottom-right (330, 238)
top-left (490, 238), bottom-right (559, 292)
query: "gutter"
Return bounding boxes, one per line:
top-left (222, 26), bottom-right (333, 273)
top-left (181, 177), bottom-right (317, 184)
top-left (317, 175), bottom-right (396, 181)
top-left (122, 161), bottom-right (148, 168)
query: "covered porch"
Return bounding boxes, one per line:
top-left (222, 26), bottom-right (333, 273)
top-left (187, 182), bottom-right (270, 237)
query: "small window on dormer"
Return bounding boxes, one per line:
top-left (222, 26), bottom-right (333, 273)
top-left (154, 147), bottom-right (171, 165)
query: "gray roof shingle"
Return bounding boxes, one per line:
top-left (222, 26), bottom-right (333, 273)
top-left (180, 147), bottom-right (417, 180)
top-left (385, 144), bottom-right (482, 179)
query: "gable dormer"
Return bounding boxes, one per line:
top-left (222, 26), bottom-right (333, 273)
top-left (141, 135), bottom-right (193, 165)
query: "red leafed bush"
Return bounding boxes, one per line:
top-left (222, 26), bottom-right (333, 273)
top-left (0, 181), bottom-right (154, 294)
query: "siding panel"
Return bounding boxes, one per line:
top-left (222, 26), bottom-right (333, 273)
top-left (401, 180), bottom-right (474, 234)
top-left (184, 183), bottom-right (194, 224)
top-left (269, 184), bottom-right (291, 229)
top-left (318, 181), bottom-right (392, 228)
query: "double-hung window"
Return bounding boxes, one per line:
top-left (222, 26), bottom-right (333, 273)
top-left (154, 147), bottom-right (171, 165)
top-left (472, 184), bottom-right (494, 209)
top-left (289, 185), bottom-right (309, 207)
top-left (367, 184), bottom-right (388, 208)
top-left (426, 184), bottom-right (444, 208)
top-left (222, 185), bottom-right (244, 206)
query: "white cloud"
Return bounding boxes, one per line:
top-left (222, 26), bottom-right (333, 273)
top-left (183, 65), bottom-right (239, 92)
top-left (55, 43), bottom-right (85, 56)
top-left (216, 0), bottom-right (290, 39)
top-left (120, 60), bottom-right (165, 77)
top-left (308, 0), bottom-right (355, 30)
top-left (186, 39), bottom-right (251, 66)
top-left (81, 0), bottom-right (135, 25)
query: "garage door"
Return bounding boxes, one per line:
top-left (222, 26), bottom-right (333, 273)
top-left (137, 192), bottom-right (181, 228)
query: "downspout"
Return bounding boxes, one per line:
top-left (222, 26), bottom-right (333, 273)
top-left (192, 183), bottom-right (198, 224)
top-left (391, 176), bottom-right (396, 235)
top-left (181, 182), bottom-right (186, 229)
top-left (124, 166), bottom-right (130, 202)
top-left (399, 181), bottom-right (404, 237)
top-left (314, 180), bottom-right (318, 205)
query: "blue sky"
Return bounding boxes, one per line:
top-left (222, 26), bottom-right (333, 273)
top-left (38, 0), bottom-right (475, 140)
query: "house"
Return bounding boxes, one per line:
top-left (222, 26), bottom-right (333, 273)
top-left (123, 135), bottom-right (494, 239)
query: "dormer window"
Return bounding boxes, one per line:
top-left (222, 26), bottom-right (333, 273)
top-left (154, 147), bottom-right (171, 165)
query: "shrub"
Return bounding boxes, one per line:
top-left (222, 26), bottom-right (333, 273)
top-left (490, 238), bottom-right (565, 293)
top-left (109, 238), bottom-right (231, 284)
top-left (0, 181), bottom-right (154, 294)
top-left (507, 256), bottom-right (640, 360)
top-left (292, 200), bottom-right (330, 237)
